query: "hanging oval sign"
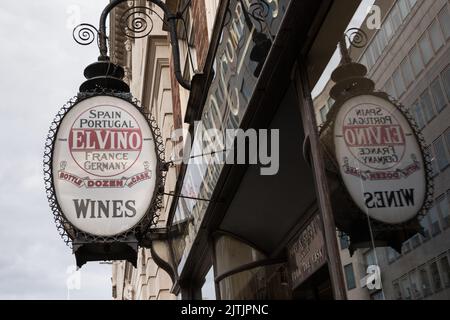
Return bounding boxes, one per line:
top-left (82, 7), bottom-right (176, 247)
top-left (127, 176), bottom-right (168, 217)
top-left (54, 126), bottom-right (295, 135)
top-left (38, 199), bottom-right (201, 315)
top-left (48, 94), bottom-right (162, 237)
top-left (333, 94), bottom-right (428, 225)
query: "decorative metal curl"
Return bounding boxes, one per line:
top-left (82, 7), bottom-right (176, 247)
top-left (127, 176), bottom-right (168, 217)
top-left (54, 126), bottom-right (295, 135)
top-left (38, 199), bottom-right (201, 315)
top-left (345, 28), bottom-right (368, 49)
top-left (120, 6), bottom-right (158, 39)
top-left (249, 0), bottom-right (270, 21)
top-left (43, 90), bottom-right (167, 247)
top-left (72, 23), bottom-right (99, 46)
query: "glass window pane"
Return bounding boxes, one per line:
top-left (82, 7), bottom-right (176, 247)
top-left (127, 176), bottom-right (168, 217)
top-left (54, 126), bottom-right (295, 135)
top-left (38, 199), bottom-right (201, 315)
top-left (438, 7), bottom-right (450, 39)
top-left (419, 214), bottom-right (431, 241)
top-left (408, 0), bottom-right (417, 9)
top-left (391, 6), bottom-right (401, 32)
top-left (364, 249), bottom-right (376, 268)
top-left (429, 147), bottom-right (440, 177)
top-left (385, 79), bottom-right (397, 99)
top-left (201, 268), bottom-right (216, 300)
top-left (412, 101), bottom-right (426, 129)
top-left (429, 206), bottom-right (441, 237)
top-left (344, 264), bottom-right (356, 290)
top-left (434, 136), bottom-right (450, 171)
top-left (430, 261), bottom-right (442, 292)
top-left (387, 247), bottom-right (400, 263)
top-left (393, 68), bottom-right (406, 96)
top-left (411, 234), bottom-right (421, 249)
top-left (429, 20), bottom-right (445, 51)
top-left (441, 66), bottom-right (450, 101)
top-left (400, 277), bottom-right (412, 300)
top-left (339, 233), bottom-right (350, 250)
top-left (410, 45), bottom-right (424, 76)
top-left (385, 16), bottom-right (394, 41)
top-left (393, 282), bottom-right (402, 300)
top-left (320, 105), bottom-right (328, 123)
top-left (420, 90), bottom-right (436, 123)
top-left (410, 271), bottom-right (422, 299)
top-left (419, 267), bottom-right (432, 297)
top-left (436, 195), bottom-right (449, 229)
top-left (398, 0), bottom-right (410, 20)
top-left (439, 256), bottom-right (450, 288)
top-left (370, 44), bottom-right (379, 65)
top-left (430, 77), bottom-right (447, 112)
top-left (418, 34), bottom-right (434, 65)
top-left (401, 57), bottom-right (414, 87)
top-left (327, 98), bottom-right (335, 109)
top-left (378, 28), bottom-right (387, 50)
top-left (446, 129), bottom-right (450, 159)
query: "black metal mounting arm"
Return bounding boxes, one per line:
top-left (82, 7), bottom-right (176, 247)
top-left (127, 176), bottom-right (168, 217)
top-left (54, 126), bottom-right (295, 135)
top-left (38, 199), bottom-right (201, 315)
top-left (74, 0), bottom-right (191, 91)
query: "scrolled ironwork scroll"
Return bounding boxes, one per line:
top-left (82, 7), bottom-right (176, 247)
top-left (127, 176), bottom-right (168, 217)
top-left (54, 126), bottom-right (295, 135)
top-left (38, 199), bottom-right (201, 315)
top-left (120, 6), bottom-right (159, 39)
top-left (72, 23), bottom-right (100, 46)
top-left (345, 28), bottom-right (368, 49)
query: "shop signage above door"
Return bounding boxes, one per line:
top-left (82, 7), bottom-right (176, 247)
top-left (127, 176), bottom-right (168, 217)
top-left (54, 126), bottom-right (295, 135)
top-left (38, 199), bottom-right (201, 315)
top-left (333, 94), bottom-right (427, 225)
top-left (288, 214), bottom-right (326, 289)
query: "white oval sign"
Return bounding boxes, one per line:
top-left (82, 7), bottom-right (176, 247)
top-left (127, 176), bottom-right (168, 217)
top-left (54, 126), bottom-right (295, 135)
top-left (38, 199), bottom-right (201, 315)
top-left (52, 96), bottom-right (158, 236)
top-left (334, 95), bottom-right (426, 224)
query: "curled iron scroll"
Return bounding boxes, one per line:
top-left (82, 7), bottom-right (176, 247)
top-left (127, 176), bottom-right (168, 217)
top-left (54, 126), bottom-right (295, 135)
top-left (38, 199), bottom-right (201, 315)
top-left (345, 28), bottom-right (368, 49)
top-left (72, 23), bottom-right (99, 46)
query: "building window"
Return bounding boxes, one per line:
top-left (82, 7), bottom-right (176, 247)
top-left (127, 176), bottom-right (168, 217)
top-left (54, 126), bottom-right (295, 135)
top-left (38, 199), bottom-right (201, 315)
top-left (410, 45), bottom-right (424, 76)
top-left (433, 136), bottom-right (450, 171)
top-left (384, 79), bottom-right (397, 99)
top-left (411, 234), bottom-right (421, 249)
top-left (327, 97), bottom-right (335, 109)
top-left (398, 0), bottom-right (410, 20)
top-left (344, 263), bottom-right (357, 290)
top-left (420, 90), bottom-right (436, 123)
top-left (436, 194), bottom-right (449, 229)
top-left (446, 129), bottom-right (450, 153)
top-left (430, 77), bottom-right (447, 113)
top-left (339, 232), bottom-right (350, 250)
top-left (419, 266), bottom-right (432, 297)
top-left (439, 255), bottom-right (450, 288)
top-left (364, 249), bottom-right (377, 269)
top-left (429, 206), bottom-right (441, 237)
top-left (320, 105), bottom-right (328, 123)
top-left (438, 7), bottom-right (450, 40)
top-left (371, 291), bottom-right (384, 300)
top-left (393, 282), bottom-right (402, 300)
top-left (402, 241), bottom-right (412, 255)
top-left (409, 271), bottom-right (422, 300)
top-left (418, 33), bottom-right (434, 65)
top-left (441, 66), bottom-right (450, 101)
top-left (387, 247), bottom-right (400, 264)
top-left (400, 276), bottom-right (412, 300)
top-left (419, 215), bottom-right (431, 241)
top-left (430, 261), bottom-right (442, 292)
top-left (429, 20), bottom-right (445, 52)
top-left (428, 147), bottom-right (440, 177)
top-left (401, 57), bottom-right (414, 87)
top-left (393, 68), bottom-right (406, 97)
top-left (412, 101), bottom-right (425, 129)
top-left (408, 0), bottom-right (417, 9)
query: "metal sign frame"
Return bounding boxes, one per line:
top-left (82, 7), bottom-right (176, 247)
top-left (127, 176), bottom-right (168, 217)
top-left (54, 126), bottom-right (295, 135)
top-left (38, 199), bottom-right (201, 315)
top-left (320, 90), bottom-right (434, 230)
top-left (43, 90), bottom-right (166, 248)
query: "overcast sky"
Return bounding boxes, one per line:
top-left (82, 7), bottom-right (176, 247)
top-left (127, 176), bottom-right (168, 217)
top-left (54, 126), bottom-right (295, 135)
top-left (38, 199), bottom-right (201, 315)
top-left (0, 0), bottom-right (111, 300)
top-left (0, 0), bottom-right (374, 300)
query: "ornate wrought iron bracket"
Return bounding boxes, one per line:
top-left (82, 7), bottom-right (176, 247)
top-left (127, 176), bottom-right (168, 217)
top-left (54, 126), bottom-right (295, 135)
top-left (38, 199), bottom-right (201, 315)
top-left (73, 0), bottom-right (192, 90)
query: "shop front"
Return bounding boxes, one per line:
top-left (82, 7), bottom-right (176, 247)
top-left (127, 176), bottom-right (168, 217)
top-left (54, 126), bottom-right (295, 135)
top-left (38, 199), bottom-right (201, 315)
top-left (164, 0), bottom-right (362, 300)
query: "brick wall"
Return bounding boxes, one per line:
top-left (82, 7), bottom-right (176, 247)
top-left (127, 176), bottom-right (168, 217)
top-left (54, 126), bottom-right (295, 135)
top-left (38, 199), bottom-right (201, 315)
top-left (169, 57), bottom-right (182, 130)
top-left (192, 0), bottom-right (209, 71)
